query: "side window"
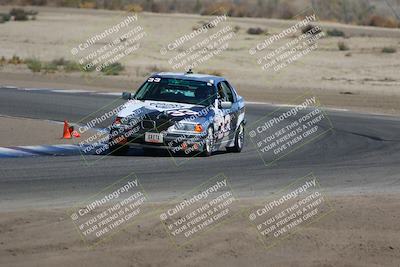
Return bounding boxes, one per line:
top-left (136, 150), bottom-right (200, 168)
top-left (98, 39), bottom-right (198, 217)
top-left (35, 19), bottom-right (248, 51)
top-left (218, 82), bottom-right (234, 102)
top-left (223, 81), bottom-right (236, 102)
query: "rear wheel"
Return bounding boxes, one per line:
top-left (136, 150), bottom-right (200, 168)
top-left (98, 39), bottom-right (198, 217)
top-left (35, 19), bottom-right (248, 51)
top-left (226, 123), bottom-right (244, 153)
top-left (201, 127), bottom-right (214, 157)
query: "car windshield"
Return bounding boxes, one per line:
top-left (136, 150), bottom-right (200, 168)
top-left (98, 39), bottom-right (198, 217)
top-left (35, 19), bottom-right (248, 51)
top-left (134, 77), bottom-right (215, 106)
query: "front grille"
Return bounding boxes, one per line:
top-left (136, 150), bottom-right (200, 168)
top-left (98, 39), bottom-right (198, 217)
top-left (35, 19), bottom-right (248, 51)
top-left (141, 120), bottom-right (156, 129)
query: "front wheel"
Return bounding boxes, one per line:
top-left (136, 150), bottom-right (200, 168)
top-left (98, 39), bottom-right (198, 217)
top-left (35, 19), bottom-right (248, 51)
top-left (201, 127), bottom-right (214, 157)
top-left (108, 134), bottom-right (129, 155)
top-left (109, 143), bottom-right (129, 155)
top-left (143, 147), bottom-right (159, 156)
top-left (226, 123), bottom-right (244, 153)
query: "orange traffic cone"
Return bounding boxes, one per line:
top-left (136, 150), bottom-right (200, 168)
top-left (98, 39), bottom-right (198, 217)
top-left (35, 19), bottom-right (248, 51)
top-left (71, 130), bottom-right (81, 138)
top-left (68, 125), bottom-right (81, 138)
top-left (62, 121), bottom-right (72, 139)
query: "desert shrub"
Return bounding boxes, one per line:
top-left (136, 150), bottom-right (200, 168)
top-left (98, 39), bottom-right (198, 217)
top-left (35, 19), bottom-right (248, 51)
top-left (193, 20), bottom-right (217, 31)
top-left (0, 13), bottom-right (11, 22)
top-left (247, 27), bottom-right (264, 35)
top-left (124, 4), bottom-right (143, 13)
top-left (26, 58), bottom-right (42, 72)
top-left (82, 64), bottom-right (95, 72)
top-left (302, 24), bottom-right (322, 35)
top-left (28, 0), bottom-right (47, 5)
top-left (51, 57), bottom-right (68, 66)
top-left (233, 25), bottom-right (240, 33)
top-left (366, 15), bottom-right (398, 28)
top-left (43, 63), bottom-right (58, 73)
top-left (9, 55), bottom-right (23, 64)
top-left (338, 41), bottom-right (349, 51)
top-left (201, 3), bottom-right (231, 16)
top-left (276, 0), bottom-right (296, 19)
top-left (382, 47), bottom-right (396, 53)
top-left (79, 2), bottom-right (96, 9)
top-left (202, 21), bottom-right (216, 29)
top-left (327, 28), bottom-right (345, 37)
top-left (64, 61), bottom-right (82, 72)
top-left (9, 8), bottom-right (28, 21)
top-left (229, 4), bottom-right (251, 17)
top-left (0, 56), bottom-right (6, 65)
top-left (101, 62), bottom-right (124, 75)
top-left (26, 10), bottom-right (38, 16)
top-left (62, 0), bottom-right (81, 8)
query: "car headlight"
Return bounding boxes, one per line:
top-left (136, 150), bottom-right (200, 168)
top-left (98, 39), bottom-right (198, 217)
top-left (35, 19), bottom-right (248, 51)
top-left (113, 117), bottom-right (123, 126)
top-left (172, 122), bottom-right (203, 133)
top-left (113, 116), bottom-right (131, 126)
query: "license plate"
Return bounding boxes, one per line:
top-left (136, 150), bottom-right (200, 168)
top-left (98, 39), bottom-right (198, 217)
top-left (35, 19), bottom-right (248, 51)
top-left (145, 132), bottom-right (163, 143)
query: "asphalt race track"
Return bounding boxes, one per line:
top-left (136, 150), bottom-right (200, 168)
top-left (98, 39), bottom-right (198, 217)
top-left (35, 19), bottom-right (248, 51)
top-left (1, 87), bottom-right (400, 210)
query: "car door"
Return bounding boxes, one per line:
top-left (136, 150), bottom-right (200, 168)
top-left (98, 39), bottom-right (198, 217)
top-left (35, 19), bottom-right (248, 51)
top-left (215, 81), bottom-right (238, 142)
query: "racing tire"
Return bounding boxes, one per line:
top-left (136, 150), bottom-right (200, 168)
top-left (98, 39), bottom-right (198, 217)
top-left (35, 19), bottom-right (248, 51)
top-left (226, 123), bottom-right (244, 153)
top-left (201, 127), bottom-right (214, 157)
top-left (109, 143), bottom-right (129, 155)
top-left (108, 134), bottom-right (129, 155)
top-left (143, 147), bottom-right (159, 156)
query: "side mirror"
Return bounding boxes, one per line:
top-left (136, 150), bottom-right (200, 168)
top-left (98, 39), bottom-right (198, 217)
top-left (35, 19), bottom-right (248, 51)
top-left (220, 101), bottom-right (232, 109)
top-left (122, 92), bottom-right (131, 100)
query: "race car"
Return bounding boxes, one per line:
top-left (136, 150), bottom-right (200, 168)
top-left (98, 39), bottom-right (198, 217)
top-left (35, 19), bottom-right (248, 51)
top-left (108, 71), bottom-right (246, 156)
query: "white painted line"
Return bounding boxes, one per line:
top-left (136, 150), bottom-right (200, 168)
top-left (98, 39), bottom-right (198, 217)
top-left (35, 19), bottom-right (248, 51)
top-left (246, 101), bottom-right (349, 112)
top-left (0, 147), bottom-right (36, 156)
top-left (20, 145), bottom-right (80, 152)
top-left (52, 144), bottom-right (81, 150)
top-left (45, 120), bottom-right (65, 125)
top-left (20, 88), bottom-right (49, 91)
top-left (20, 145), bottom-right (49, 151)
top-left (245, 101), bottom-right (275, 105)
top-left (96, 92), bottom-right (121, 96)
top-left (50, 89), bottom-right (91, 94)
top-left (321, 107), bottom-right (349, 112)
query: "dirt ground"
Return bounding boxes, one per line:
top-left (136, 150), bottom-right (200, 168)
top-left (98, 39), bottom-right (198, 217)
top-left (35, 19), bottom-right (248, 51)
top-left (0, 194), bottom-right (399, 267)
top-left (0, 116), bottom-right (97, 147)
top-left (0, 7), bottom-right (400, 267)
top-left (0, 7), bottom-right (399, 115)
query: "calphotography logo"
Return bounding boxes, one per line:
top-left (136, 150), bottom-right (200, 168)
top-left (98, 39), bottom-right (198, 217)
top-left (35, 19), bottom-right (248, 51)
top-left (160, 174), bottom-right (239, 248)
top-left (69, 12), bottom-right (147, 85)
top-left (67, 174), bottom-right (150, 246)
top-left (2, 1), bottom-right (400, 266)
top-left (248, 173), bottom-right (334, 250)
top-left (247, 94), bottom-right (334, 166)
top-left (248, 8), bottom-right (324, 75)
top-left (160, 7), bottom-right (237, 71)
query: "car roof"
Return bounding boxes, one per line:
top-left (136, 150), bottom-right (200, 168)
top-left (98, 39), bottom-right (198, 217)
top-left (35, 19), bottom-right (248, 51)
top-left (151, 72), bottom-right (226, 84)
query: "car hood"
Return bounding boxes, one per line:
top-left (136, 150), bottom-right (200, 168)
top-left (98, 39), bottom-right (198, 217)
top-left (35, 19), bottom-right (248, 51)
top-left (118, 100), bottom-right (213, 123)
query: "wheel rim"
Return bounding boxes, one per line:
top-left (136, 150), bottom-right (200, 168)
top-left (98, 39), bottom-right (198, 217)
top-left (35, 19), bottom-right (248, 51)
top-left (206, 128), bottom-right (213, 153)
top-left (238, 124), bottom-right (244, 149)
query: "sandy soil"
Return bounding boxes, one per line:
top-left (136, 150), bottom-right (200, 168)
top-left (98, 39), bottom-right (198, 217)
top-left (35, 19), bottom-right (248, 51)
top-left (0, 7), bottom-right (399, 115)
top-left (0, 116), bottom-right (97, 147)
top-left (0, 8), bottom-right (399, 266)
top-left (0, 194), bottom-right (399, 267)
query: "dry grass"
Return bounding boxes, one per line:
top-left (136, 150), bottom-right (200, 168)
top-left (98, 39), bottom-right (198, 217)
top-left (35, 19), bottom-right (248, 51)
top-left (0, 7), bottom-right (399, 114)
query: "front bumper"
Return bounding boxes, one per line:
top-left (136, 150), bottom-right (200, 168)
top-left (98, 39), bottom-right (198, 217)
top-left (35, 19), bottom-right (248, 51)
top-left (109, 126), bottom-right (207, 153)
